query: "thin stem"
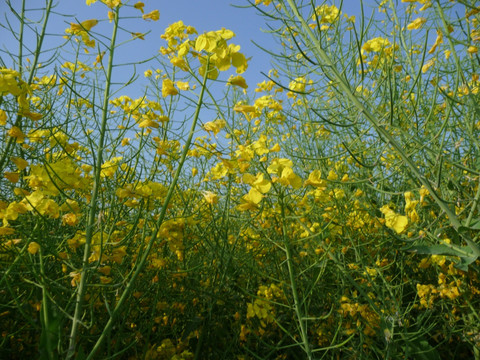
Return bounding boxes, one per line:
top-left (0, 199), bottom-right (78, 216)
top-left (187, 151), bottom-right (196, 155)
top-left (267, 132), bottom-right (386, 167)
top-left (66, 7), bottom-right (120, 359)
top-left (283, 0), bottom-right (478, 249)
top-left (85, 57), bottom-right (211, 360)
top-left (279, 191), bottom-right (313, 359)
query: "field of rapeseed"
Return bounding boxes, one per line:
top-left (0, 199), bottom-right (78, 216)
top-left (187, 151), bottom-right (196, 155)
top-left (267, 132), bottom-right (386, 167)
top-left (1, 0), bottom-right (480, 358)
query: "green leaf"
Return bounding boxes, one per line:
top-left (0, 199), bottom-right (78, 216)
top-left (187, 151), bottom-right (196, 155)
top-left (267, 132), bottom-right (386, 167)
top-left (462, 218), bottom-right (480, 230)
top-left (454, 255), bottom-right (478, 272)
top-left (406, 244), bottom-right (473, 257)
top-left (404, 244), bottom-right (479, 272)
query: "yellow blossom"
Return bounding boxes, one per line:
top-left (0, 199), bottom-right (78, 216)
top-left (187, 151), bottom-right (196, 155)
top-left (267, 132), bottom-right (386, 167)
top-left (8, 126), bottom-right (25, 143)
top-left (237, 188), bottom-right (263, 211)
top-left (380, 205), bottom-right (408, 234)
top-left (134, 1), bottom-right (144, 13)
top-left (176, 81), bottom-right (190, 91)
top-left (227, 75), bottom-right (248, 89)
top-left (203, 191), bottom-right (218, 205)
top-left (28, 242), bottom-right (40, 255)
top-left (234, 104), bottom-right (256, 115)
top-left (102, 0), bottom-right (122, 8)
top-left (143, 9), bottom-right (159, 21)
top-left (304, 170), bottom-right (326, 188)
top-left (4, 172), bottom-right (19, 183)
top-left (243, 173), bottom-right (271, 194)
top-left (407, 17), bottom-right (427, 30)
top-left (422, 58), bottom-right (435, 73)
top-left (0, 109), bottom-right (7, 125)
top-left (11, 156), bottom-right (28, 170)
top-left (467, 46), bottom-right (478, 54)
top-left (362, 37), bottom-right (391, 53)
top-left (69, 19), bottom-right (98, 32)
top-left (161, 78), bottom-right (178, 97)
top-left (428, 30), bottom-right (443, 54)
top-left (204, 118), bottom-right (226, 135)
top-left (313, 4), bottom-right (340, 24)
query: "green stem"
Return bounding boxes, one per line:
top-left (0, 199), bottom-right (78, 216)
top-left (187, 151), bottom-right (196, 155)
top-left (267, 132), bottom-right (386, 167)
top-left (85, 58), bottom-right (211, 360)
top-left (279, 191), bottom-right (313, 359)
top-left (0, 0), bottom-right (53, 174)
top-left (39, 246), bottom-right (56, 360)
top-left (283, 0), bottom-right (477, 248)
top-left (66, 8), bottom-right (120, 360)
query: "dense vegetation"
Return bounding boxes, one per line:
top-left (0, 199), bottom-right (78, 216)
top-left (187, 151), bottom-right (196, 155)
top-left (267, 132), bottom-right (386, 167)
top-left (1, 0), bottom-right (480, 358)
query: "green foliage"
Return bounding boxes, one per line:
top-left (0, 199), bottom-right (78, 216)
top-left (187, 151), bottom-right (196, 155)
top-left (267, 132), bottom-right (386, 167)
top-left (1, 0), bottom-right (480, 359)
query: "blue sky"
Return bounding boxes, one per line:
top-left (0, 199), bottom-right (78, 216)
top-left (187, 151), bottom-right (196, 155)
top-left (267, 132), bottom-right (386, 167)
top-left (1, 1), bottom-right (279, 88)
top-left (0, 0), bottom-right (368, 91)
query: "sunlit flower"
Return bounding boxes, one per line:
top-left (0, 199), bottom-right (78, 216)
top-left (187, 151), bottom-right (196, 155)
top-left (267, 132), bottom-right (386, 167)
top-left (27, 242), bottom-right (40, 255)
top-left (134, 1), bottom-right (144, 13)
top-left (143, 9), bottom-right (159, 21)
top-left (407, 17), bottom-right (426, 30)
top-left (380, 205), bottom-right (408, 234)
top-left (227, 75), bottom-right (248, 89)
top-left (203, 191), bottom-right (218, 205)
top-left (161, 78), bottom-right (178, 97)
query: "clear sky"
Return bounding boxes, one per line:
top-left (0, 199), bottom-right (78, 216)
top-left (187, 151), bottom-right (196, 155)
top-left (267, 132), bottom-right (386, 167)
top-left (0, 0), bottom-right (368, 92)
top-left (1, 1), bottom-right (281, 89)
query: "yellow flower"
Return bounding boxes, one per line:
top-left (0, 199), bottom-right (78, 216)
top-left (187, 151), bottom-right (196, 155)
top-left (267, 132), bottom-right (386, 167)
top-left (176, 81), bottom-right (190, 91)
top-left (131, 32), bottom-right (145, 40)
top-left (227, 75), bottom-right (248, 89)
top-left (255, 0), bottom-right (272, 5)
top-left (102, 0), bottom-right (122, 8)
top-left (422, 58), bottom-right (435, 73)
top-left (28, 242), bottom-right (40, 255)
top-left (362, 37), bottom-right (391, 53)
top-left (69, 19), bottom-right (98, 33)
top-left (138, 119), bottom-right (159, 128)
top-left (243, 173), bottom-right (271, 194)
top-left (234, 104), bottom-right (256, 113)
top-left (237, 188), bottom-right (263, 211)
top-left (203, 191), bottom-right (218, 205)
top-left (428, 30), bottom-right (443, 54)
top-left (161, 78), bottom-right (178, 97)
top-left (4, 172), bottom-right (19, 183)
top-left (313, 4), bottom-right (340, 24)
top-left (467, 46), bottom-right (478, 54)
top-left (327, 169), bottom-right (338, 181)
top-left (231, 51), bottom-right (248, 73)
top-left (134, 1), bottom-right (144, 13)
top-left (407, 17), bottom-right (427, 30)
top-left (304, 170), bottom-right (326, 188)
top-left (110, 246), bottom-right (127, 264)
top-left (0, 68), bottom-right (27, 96)
top-left (11, 156), bottom-right (28, 170)
top-left (380, 205), bottom-right (408, 234)
top-left (142, 9), bottom-right (159, 21)
top-left (277, 166), bottom-right (302, 188)
top-left (203, 119), bottom-right (226, 135)
top-left (101, 157), bottom-right (122, 178)
top-left (0, 109), bottom-right (7, 125)
top-left (7, 126), bottom-right (25, 143)
top-left (62, 213), bottom-right (79, 226)
top-left (70, 271), bottom-right (81, 287)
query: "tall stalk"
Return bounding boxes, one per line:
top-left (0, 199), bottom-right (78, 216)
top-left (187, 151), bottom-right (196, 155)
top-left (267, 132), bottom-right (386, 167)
top-left (66, 7), bottom-right (120, 359)
top-left (0, 0), bottom-right (53, 174)
top-left (280, 192), bottom-right (313, 359)
top-left (282, 0), bottom-right (480, 256)
top-left (85, 58), bottom-right (211, 360)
